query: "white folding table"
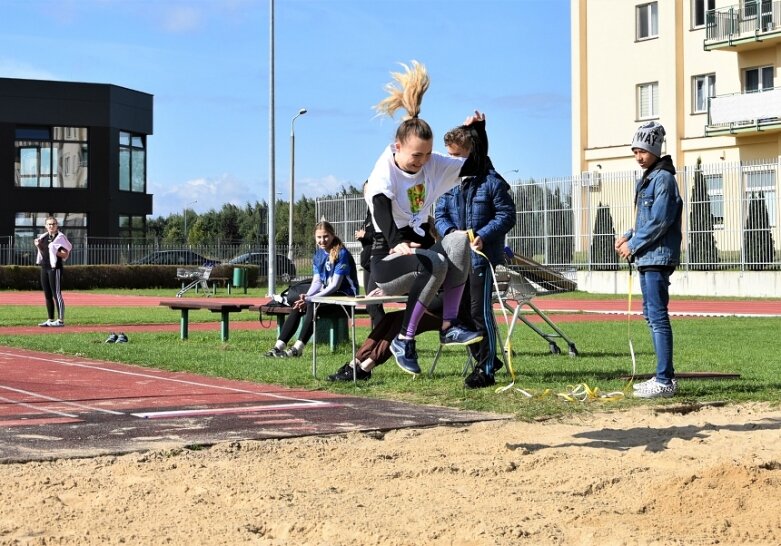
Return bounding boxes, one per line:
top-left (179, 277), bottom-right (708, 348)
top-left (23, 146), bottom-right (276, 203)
top-left (309, 295), bottom-right (408, 381)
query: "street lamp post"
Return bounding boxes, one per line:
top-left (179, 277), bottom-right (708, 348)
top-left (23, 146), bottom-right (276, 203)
top-left (288, 108), bottom-right (307, 262)
top-left (183, 200), bottom-right (197, 244)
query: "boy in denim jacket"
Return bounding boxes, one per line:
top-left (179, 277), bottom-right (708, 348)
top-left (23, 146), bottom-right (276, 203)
top-left (615, 121), bottom-right (683, 399)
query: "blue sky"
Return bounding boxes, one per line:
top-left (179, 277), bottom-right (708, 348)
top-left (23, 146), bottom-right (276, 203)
top-left (3, 0), bottom-right (571, 218)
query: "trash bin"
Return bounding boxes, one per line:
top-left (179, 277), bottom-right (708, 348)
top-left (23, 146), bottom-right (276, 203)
top-left (232, 266), bottom-right (247, 294)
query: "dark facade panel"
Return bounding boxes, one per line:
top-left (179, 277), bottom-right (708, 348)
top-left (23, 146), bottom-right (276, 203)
top-left (0, 77), bottom-right (154, 239)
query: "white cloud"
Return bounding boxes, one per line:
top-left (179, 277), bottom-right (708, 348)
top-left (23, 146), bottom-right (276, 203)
top-left (296, 175), bottom-right (357, 199)
top-left (148, 173), bottom-right (355, 218)
top-left (162, 5), bottom-right (202, 33)
top-left (0, 58), bottom-right (57, 80)
top-left (149, 174), bottom-right (263, 217)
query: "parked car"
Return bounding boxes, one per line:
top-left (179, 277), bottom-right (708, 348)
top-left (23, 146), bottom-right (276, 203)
top-left (130, 250), bottom-right (218, 266)
top-left (228, 252), bottom-right (296, 278)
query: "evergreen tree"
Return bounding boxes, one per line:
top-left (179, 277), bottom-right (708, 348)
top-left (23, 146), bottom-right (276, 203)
top-left (237, 202), bottom-right (268, 245)
top-left (590, 202), bottom-right (619, 270)
top-left (216, 204), bottom-right (242, 242)
top-left (744, 191), bottom-right (776, 270)
top-left (512, 182), bottom-right (544, 259)
top-left (546, 185), bottom-right (574, 265)
top-left (688, 158), bottom-right (720, 270)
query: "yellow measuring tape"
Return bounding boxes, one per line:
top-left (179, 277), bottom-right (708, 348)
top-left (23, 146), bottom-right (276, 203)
top-left (464, 230), bottom-right (625, 402)
top-left (627, 260), bottom-right (637, 382)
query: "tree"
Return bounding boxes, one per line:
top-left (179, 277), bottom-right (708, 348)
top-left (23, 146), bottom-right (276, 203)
top-left (215, 204), bottom-right (242, 242)
top-left (546, 184), bottom-right (574, 265)
top-left (511, 181), bottom-right (545, 259)
top-left (744, 191), bottom-right (776, 270)
top-left (590, 202), bottom-right (619, 270)
top-left (237, 201), bottom-right (268, 245)
top-left (688, 158), bottom-right (720, 270)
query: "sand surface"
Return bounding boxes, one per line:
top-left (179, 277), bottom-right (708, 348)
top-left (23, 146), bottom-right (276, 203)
top-left (1, 402), bottom-right (780, 545)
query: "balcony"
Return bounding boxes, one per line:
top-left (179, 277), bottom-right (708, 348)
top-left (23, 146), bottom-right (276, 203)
top-left (706, 88), bottom-right (781, 136)
top-left (704, 1), bottom-right (781, 51)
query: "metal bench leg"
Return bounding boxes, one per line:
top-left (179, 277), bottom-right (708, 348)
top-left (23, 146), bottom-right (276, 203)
top-left (179, 309), bottom-right (190, 340)
top-left (312, 302), bottom-right (319, 378)
top-left (220, 311), bottom-right (230, 342)
top-left (428, 344), bottom-right (444, 377)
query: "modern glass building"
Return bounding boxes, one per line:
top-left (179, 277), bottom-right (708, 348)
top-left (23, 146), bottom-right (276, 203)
top-left (0, 77), bottom-right (153, 263)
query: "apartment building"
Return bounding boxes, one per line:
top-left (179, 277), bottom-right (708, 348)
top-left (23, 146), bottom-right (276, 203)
top-left (572, 0), bottom-right (781, 170)
top-left (570, 0), bottom-right (780, 295)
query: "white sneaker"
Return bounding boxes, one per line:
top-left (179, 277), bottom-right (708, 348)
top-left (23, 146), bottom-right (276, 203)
top-left (632, 378), bottom-right (656, 390)
top-left (50, 319), bottom-right (64, 327)
top-left (284, 347), bottom-right (302, 358)
top-left (634, 378), bottom-right (677, 399)
top-left (38, 319), bottom-right (54, 327)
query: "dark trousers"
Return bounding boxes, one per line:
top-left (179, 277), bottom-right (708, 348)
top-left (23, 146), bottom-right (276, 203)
top-left (278, 300), bottom-right (343, 345)
top-left (363, 267), bottom-right (385, 329)
top-left (466, 266), bottom-right (501, 375)
top-left (40, 267), bottom-right (64, 321)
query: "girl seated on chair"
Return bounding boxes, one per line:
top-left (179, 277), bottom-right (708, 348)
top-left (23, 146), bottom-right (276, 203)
top-left (265, 221), bottom-right (358, 358)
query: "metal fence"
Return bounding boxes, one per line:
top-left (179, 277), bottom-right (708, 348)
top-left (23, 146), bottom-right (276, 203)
top-left (0, 238), bottom-right (308, 281)
top-left (2, 160), bottom-right (778, 272)
top-left (315, 159), bottom-right (780, 271)
top-left (706, 1), bottom-right (781, 43)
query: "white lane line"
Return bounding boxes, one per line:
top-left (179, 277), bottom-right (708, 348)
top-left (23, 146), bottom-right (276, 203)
top-left (0, 351), bottom-right (332, 408)
top-left (0, 385), bottom-right (124, 415)
top-left (132, 401), bottom-right (339, 419)
top-left (0, 393), bottom-right (79, 418)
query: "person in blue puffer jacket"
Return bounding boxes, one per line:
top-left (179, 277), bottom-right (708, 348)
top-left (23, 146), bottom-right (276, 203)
top-left (615, 121), bottom-right (683, 399)
top-left (435, 126), bottom-right (516, 388)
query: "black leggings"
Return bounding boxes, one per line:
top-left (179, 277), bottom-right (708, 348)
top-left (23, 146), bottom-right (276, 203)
top-left (370, 232), bottom-right (471, 336)
top-left (40, 267), bottom-right (64, 321)
top-left (278, 294), bottom-right (348, 345)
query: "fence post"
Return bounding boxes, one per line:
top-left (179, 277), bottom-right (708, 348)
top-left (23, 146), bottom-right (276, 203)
top-left (542, 178), bottom-right (550, 264)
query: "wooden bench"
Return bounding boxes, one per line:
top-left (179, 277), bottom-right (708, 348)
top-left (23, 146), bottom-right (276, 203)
top-left (160, 300), bottom-right (254, 342)
top-left (175, 275), bottom-right (231, 295)
top-left (253, 303), bottom-right (371, 351)
top-left (209, 277), bottom-right (230, 294)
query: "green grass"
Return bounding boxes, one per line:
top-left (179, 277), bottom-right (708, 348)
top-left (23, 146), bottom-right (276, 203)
top-left (65, 287), bottom-right (775, 302)
top-left (2, 298), bottom-right (780, 420)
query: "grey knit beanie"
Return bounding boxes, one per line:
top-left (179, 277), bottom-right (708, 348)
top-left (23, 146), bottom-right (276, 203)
top-left (631, 121), bottom-right (665, 157)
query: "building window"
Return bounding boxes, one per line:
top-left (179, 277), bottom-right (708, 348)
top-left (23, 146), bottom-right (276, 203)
top-left (745, 170), bottom-right (777, 227)
top-left (636, 2), bottom-right (659, 40)
top-left (14, 127), bottom-right (89, 188)
top-left (119, 131), bottom-right (146, 193)
top-left (637, 82), bottom-right (659, 120)
top-left (693, 74), bottom-right (716, 114)
top-left (704, 174), bottom-right (724, 228)
top-left (14, 212), bottom-right (88, 265)
top-left (119, 215), bottom-right (146, 239)
top-left (692, 0), bottom-right (715, 28)
top-left (744, 66), bottom-right (774, 93)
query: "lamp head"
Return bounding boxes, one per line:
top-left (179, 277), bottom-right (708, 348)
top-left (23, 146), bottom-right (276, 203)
top-left (299, 108), bottom-right (307, 115)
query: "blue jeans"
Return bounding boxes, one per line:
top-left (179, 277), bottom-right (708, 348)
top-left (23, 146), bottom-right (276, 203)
top-left (639, 269), bottom-right (674, 384)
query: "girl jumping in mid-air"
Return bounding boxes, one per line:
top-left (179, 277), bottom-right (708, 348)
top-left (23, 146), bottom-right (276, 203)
top-left (364, 60), bottom-right (489, 375)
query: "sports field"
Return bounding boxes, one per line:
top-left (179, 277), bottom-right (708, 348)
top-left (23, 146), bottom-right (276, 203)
top-left (0, 290), bottom-right (779, 544)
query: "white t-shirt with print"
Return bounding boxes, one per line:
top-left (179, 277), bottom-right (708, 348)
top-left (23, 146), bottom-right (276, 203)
top-left (365, 144), bottom-right (466, 236)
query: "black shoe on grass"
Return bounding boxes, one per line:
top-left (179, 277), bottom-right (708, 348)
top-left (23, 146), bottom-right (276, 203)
top-left (464, 368), bottom-right (496, 389)
top-left (326, 363), bottom-right (371, 382)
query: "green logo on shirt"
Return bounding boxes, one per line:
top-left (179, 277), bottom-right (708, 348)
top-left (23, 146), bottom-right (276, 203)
top-left (407, 183), bottom-right (426, 213)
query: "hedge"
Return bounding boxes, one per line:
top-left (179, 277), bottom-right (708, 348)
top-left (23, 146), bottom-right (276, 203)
top-left (0, 264), bottom-right (259, 291)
